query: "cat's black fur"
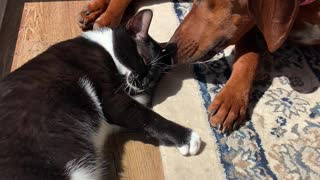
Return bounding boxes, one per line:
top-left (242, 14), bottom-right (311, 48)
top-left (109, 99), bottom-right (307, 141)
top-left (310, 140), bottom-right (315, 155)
top-left (0, 10), bottom-right (200, 180)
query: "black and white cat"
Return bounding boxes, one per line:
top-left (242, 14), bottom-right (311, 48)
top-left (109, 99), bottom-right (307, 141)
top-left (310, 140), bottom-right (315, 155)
top-left (0, 9), bottom-right (201, 180)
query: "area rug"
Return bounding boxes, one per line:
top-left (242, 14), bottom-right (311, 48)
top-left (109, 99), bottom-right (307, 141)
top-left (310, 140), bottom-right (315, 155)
top-left (136, 0), bottom-right (320, 179)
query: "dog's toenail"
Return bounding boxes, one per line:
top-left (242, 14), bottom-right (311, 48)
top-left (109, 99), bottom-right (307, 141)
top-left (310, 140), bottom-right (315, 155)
top-left (233, 122), bottom-right (238, 130)
top-left (85, 10), bottom-right (91, 15)
top-left (209, 109), bottom-right (217, 116)
top-left (217, 123), bottom-right (221, 130)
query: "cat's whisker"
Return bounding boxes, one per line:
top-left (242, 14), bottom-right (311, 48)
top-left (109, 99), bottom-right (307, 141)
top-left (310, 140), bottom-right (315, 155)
top-left (136, 79), bottom-right (142, 87)
top-left (150, 52), bottom-right (171, 65)
top-left (133, 81), bottom-right (137, 89)
top-left (114, 83), bottom-right (126, 94)
top-left (156, 65), bottom-right (171, 73)
top-left (156, 62), bottom-right (172, 67)
top-left (152, 64), bottom-right (164, 69)
top-left (158, 64), bottom-right (172, 70)
top-left (149, 51), bottom-right (162, 64)
top-left (128, 85), bottom-right (132, 95)
top-left (126, 74), bottom-right (140, 94)
top-left (127, 78), bottom-right (132, 94)
top-left (124, 83), bottom-right (130, 93)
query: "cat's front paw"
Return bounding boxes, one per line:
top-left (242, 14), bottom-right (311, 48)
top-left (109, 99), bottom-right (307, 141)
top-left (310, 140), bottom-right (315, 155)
top-left (177, 132), bottom-right (201, 156)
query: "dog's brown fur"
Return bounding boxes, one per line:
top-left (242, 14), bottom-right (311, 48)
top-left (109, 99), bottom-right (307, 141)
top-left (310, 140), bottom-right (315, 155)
top-left (79, 0), bottom-right (320, 133)
top-left (170, 0), bottom-right (320, 133)
top-left (79, 0), bottom-right (133, 30)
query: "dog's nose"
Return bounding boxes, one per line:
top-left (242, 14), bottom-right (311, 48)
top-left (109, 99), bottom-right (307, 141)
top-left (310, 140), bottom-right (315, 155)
top-left (164, 43), bottom-right (177, 55)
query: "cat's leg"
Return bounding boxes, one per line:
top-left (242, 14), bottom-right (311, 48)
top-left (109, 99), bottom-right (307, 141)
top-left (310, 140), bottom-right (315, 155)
top-left (102, 93), bottom-right (201, 156)
top-left (143, 112), bottom-right (201, 156)
top-left (131, 92), bottom-right (152, 107)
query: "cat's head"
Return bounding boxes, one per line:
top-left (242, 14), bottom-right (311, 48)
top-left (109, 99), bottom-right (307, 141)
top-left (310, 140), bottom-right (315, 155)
top-left (112, 9), bottom-right (176, 94)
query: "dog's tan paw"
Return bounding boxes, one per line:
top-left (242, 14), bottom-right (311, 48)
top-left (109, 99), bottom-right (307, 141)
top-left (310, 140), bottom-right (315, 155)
top-left (79, 0), bottom-right (108, 31)
top-left (208, 84), bottom-right (248, 133)
top-left (93, 11), bottom-right (123, 29)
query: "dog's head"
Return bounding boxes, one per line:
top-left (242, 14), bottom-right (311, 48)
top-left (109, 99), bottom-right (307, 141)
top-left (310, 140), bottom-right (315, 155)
top-left (170, 0), bottom-right (300, 63)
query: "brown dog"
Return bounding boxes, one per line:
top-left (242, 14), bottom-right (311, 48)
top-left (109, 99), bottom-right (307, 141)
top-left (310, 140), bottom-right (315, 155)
top-left (170, 0), bottom-right (320, 133)
top-left (79, 0), bottom-right (320, 133)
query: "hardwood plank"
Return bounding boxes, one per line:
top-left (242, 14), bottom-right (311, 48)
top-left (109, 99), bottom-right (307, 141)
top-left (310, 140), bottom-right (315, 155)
top-left (11, 1), bottom-right (84, 71)
top-left (1, 1), bottom-right (165, 179)
top-left (107, 133), bottom-right (165, 180)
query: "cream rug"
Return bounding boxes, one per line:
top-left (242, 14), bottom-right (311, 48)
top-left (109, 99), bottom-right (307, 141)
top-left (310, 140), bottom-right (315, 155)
top-left (136, 0), bottom-right (320, 179)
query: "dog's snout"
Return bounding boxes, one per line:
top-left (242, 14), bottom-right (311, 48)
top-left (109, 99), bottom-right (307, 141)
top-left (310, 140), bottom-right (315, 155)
top-left (174, 39), bottom-right (199, 63)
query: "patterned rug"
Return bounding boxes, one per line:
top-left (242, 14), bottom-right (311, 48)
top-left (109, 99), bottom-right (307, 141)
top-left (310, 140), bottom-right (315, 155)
top-left (193, 45), bottom-right (320, 180)
top-left (138, 1), bottom-right (320, 179)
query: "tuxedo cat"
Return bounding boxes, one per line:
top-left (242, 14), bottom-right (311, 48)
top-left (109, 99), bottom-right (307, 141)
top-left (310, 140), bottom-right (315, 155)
top-left (0, 9), bottom-right (201, 180)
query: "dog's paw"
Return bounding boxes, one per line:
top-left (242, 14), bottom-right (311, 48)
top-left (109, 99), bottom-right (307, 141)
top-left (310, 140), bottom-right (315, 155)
top-left (177, 132), bottom-right (201, 156)
top-left (208, 83), bottom-right (248, 133)
top-left (93, 10), bottom-right (123, 29)
top-left (79, 0), bottom-right (108, 31)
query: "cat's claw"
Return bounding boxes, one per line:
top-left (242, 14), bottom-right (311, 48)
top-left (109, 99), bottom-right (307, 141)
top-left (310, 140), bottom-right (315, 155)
top-left (177, 132), bottom-right (201, 156)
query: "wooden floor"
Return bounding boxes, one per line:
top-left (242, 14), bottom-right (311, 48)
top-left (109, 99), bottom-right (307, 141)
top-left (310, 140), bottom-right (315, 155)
top-left (0, 1), bottom-right (164, 179)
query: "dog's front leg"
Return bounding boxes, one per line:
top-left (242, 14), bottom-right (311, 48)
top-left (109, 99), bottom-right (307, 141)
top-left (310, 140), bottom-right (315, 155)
top-left (79, 0), bottom-right (111, 30)
top-left (208, 29), bottom-right (260, 133)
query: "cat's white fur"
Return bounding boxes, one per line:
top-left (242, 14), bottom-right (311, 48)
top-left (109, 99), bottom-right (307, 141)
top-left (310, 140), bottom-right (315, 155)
top-left (66, 76), bottom-right (121, 180)
top-left (82, 28), bottom-right (141, 93)
top-left (78, 77), bottom-right (102, 114)
top-left (66, 154), bottom-right (101, 180)
top-left (131, 93), bottom-right (151, 106)
top-left (82, 28), bottom-right (131, 77)
top-left (67, 120), bottom-right (121, 180)
top-left (177, 132), bottom-right (201, 156)
top-left (82, 28), bottom-right (146, 103)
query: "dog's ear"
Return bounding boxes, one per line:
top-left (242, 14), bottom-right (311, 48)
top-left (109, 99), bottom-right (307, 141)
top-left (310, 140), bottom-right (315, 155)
top-left (126, 9), bottom-right (153, 40)
top-left (248, 0), bottom-right (299, 52)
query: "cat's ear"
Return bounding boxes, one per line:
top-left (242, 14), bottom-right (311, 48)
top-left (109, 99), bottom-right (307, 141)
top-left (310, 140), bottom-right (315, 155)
top-left (126, 9), bottom-right (153, 40)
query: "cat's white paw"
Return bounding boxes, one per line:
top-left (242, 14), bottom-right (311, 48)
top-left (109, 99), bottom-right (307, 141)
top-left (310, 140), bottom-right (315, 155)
top-left (177, 132), bottom-right (201, 156)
